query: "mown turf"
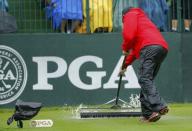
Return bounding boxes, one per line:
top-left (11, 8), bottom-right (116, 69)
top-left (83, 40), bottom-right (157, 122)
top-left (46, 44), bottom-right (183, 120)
top-left (0, 104), bottom-right (192, 131)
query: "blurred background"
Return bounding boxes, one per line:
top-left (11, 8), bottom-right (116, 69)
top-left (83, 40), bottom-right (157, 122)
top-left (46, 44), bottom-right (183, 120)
top-left (0, 0), bottom-right (191, 33)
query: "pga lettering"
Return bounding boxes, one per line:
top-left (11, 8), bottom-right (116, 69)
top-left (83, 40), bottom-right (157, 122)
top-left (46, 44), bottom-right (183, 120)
top-left (32, 56), bottom-right (140, 90)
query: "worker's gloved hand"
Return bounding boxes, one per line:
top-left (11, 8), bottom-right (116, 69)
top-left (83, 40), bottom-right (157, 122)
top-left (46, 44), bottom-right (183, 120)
top-left (122, 50), bottom-right (129, 56)
top-left (118, 68), bottom-right (126, 76)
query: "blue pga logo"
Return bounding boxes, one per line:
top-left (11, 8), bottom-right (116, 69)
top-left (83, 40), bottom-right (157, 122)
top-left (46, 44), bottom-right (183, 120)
top-left (0, 45), bottom-right (27, 105)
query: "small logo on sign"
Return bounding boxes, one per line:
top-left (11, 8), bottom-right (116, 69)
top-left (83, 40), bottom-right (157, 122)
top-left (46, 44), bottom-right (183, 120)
top-left (0, 45), bottom-right (27, 105)
top-left (30, 120), bottom-right (53, 128)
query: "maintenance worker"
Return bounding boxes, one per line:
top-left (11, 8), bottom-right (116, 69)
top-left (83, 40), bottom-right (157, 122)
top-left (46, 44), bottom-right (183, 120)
top-left (119, 7), bottom-right (169, 122)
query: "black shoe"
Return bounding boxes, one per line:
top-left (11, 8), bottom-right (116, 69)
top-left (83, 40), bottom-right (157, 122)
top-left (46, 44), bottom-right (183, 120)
top-left (159, 107), bottom-right (169, 115)
top-left (148, 112), bottom-right (161, 122)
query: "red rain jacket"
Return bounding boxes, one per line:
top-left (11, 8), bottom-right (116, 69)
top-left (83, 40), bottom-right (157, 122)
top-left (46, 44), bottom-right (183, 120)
top-left (121, 8), bottom-right (168, 67)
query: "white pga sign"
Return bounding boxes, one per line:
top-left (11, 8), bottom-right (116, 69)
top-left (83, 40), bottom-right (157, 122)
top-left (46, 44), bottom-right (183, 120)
top-left (30, 119), bottom-right (53, 128)
top-left (32, 56), bottom-right (140, 90)
top-left (0, 45), bottom-right (140, 105)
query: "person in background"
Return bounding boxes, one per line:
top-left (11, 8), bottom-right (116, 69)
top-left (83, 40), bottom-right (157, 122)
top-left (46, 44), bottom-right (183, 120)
top-left (168, 0), bottom-right (177, 31)
top-left (119, 7), bottom-right (169, 122)
top-left (0, 0), bottom-right (17, 33)
top-left (90, 0), bottom-right (112, 33)
top-left (138, 0), bottom-right (169, 31)
top-left (60, 0), bottom-right (83, 33)
top-left (0, 0), bottom-right (8, 12)
top-left (168, 0), bottom-right (192, 32)
top-left (113, 0), bottom-right (138, 31)
top-left (183, 0), bottom-right (192, 31)
top-left (76, 0), bottom-right (113, 33)
top-left (46, 0), bottom-right (83, 33)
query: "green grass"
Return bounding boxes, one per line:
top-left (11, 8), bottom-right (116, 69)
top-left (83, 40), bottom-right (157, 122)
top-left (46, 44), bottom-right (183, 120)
top-left (1, 104), bottom-right (192, 131)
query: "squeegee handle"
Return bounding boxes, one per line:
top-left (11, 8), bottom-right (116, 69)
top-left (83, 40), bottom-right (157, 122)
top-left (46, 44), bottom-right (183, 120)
top-left (115, 56), bottom-right (127, 105)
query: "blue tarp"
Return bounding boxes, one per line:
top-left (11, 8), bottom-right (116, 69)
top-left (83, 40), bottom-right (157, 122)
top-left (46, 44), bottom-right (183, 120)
top-left (47, 0), bottom-right (83, 30)
top-left (138, 0), bottom-right (169, 31)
